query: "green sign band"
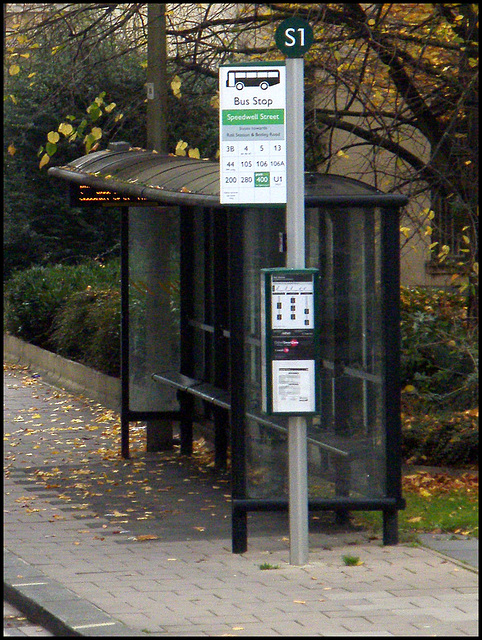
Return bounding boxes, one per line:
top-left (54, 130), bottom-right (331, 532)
top-left (222, 109), bottom-right (284, 125)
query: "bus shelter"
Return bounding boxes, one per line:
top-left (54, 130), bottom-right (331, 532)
top-left (49, 146), bottom-right (408, 552)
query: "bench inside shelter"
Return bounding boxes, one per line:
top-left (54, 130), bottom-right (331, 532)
top-left (152, 369), bottom-right (376, 463)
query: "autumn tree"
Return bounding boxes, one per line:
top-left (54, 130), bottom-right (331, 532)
top-left (4, 3), bottom-right (478, 318)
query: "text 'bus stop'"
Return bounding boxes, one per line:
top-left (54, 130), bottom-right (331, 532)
top-left (49, 146), bottom-right (408, 553)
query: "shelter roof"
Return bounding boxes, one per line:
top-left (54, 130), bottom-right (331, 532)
top-left (48, 147), bottom-right (408, 208)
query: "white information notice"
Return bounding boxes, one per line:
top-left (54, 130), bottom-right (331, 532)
top-left (272, 360), bottom-right (315, 413)
top-left (219, 64), bottom-right (286, 204)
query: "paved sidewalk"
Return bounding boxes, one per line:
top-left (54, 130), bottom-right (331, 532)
top-left (4, 600), bottom-right (53, 637)
top-left (4, 364), bottom-right (478, 636)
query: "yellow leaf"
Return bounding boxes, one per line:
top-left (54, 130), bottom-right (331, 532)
top-left (9, 64), bottom-right (20, 76)
top-left (104, 102), bottom-right (116, 113)
top-left (188, 147), bottom-right (200, 159)
top-left (91, 127), bottom-right (102, 140)
top-left (407, 516), bottom-right (422, 523)
top-left (293, 600), bottom-right (306, 604)
top-left (7, 143), bottom-right (16, 156)
top-left (367, 19), bottom-right (376, 26)
top-left (47, 131), bottom-right (60, 144)
top-left (170, 75), bottom-right (182, 97)
top-left (135, 535), bottom-right (158, 541)
top-left (58, 122), bottom-right (74, 137)
top-left (403, 385), bottom-right (416, 393)
top-left (9, 94), bottom-right (18, 104)
top-left (175, 139), bottom-right (188, 156)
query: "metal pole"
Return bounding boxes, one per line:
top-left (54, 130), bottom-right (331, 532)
top-left (286, 57), bottom-right (309, 565)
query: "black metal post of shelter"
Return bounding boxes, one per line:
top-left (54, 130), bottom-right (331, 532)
top-left (49, 149), bottom-right (408, 552)
top-left (229, 209), bottom-right (248, 553)
top-left (120, 206), bottom-right (130, 459)
top-left (381, 206), bottom-right (404, 544)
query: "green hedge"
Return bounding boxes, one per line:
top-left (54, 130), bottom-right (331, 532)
top-left (402, 408), bottom-right (478, 467)
top-left (400, 287), bottom-right (478, 411)
top-left (50, 288), bottom-right (120, 377)
top-left (399, 287), bottom-right (478, 466)
top-left (4, 260), bottom-right (120, 376)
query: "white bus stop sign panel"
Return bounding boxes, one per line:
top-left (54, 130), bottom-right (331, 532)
top-left (219, 64), bottom-right (286, 204)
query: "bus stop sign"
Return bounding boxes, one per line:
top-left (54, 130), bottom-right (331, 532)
top-left (275, 17), bottom-right (313, 58)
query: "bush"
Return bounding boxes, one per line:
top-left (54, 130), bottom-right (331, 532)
top-left (4, 259), bottom-right (120, 351)
top-left (51, 288), bottom-right (120, 377)
top-left (400, 286), bottom-right (478, 411)
top-left (402, 409), bottom-right (478, 467)
top-left (400, 286), bottom-right (478, 467)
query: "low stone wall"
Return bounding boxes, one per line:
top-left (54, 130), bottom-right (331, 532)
top-left (3, 334), bottom-right (121, 411)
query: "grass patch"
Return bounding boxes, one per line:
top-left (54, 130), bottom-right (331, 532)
top-left (354, 471), bottom-right (478, 539)
top-left (342, 554), bottom-right (363, 566)
top-left (259, 562), bottom-right (280, 570)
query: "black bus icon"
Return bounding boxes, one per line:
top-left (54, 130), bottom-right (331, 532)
top-left (226, 69), bottom-right (280, 91)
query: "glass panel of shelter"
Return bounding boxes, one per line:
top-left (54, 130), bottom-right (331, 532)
top-left (128, 206), bottom-right (180, 412)
top-left (242, 206), bottom-right (387, 502)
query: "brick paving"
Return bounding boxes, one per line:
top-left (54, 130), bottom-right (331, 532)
top-left (4, 364), bottom-right (478, 636)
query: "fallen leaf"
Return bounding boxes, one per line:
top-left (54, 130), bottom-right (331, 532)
top-left (135, 535), bottom-right (159, 542)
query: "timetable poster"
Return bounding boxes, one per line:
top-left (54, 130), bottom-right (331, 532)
top-left (219, 64), bottom-right (287, 205)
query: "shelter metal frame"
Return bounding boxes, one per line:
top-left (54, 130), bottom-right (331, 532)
top-left (49, 149), bottom-right (408, 553)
